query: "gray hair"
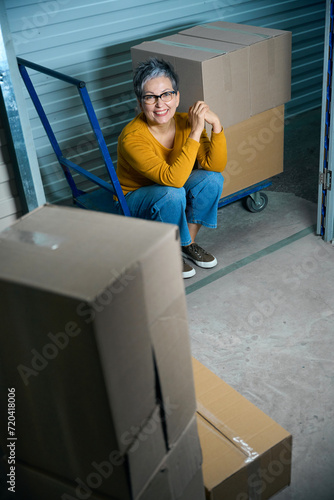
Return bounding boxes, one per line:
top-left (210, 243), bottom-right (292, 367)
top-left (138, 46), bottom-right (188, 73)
top-left (133, 58), bottom-right (179, 100)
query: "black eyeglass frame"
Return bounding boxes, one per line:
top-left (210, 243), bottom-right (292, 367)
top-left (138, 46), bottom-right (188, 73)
top-left (141, 91), bottom-right (177, 104)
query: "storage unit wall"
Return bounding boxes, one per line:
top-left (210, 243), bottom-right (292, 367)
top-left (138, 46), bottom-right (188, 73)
top-left (1, 0), bottom-right (327, 205)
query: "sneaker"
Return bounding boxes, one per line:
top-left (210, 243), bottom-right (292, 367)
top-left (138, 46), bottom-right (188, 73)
top-left (182, 243), bottom-right (217, 269)
top-left (183, 259), bottom-right (196, 279)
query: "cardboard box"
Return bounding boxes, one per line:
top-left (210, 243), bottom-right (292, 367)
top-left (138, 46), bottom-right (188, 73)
top-left (131, 22), bottom-right (291, 128)
top-left (15, 417), bottom-right (205, 500)
top-left (164, 415), bottom-right (204, 500)
top-left (192, 358), bottom-right (292, 500)
top-left (0, 205), bottom-right (197, 499)
top-left (221, 105), bottom-right (284, 199)
top-left (15, 461), bottom-right (172, 500)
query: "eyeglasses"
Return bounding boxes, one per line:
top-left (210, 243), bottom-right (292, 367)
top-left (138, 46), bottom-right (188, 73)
top-left (141, 91), bottom-right (176, 105)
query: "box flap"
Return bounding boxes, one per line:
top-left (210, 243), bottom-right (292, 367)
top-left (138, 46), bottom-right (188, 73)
top-left (181, 22), bottom-right (290, 46)
top-left (132, 40), bottom-right (211, 63)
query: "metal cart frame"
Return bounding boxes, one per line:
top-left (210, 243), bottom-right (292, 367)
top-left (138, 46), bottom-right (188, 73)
top-left (17, 57), bottom-right (131, 216)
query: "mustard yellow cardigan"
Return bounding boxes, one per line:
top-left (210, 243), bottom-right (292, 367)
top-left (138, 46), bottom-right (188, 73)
top-left (116, 112), bottom-right (227, 195)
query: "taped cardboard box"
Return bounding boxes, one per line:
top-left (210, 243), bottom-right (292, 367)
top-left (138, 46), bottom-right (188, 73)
top-left (192, 358), bottom-right (292, 500)
top-left (15, 416), bottom-right (205, 500)
top-left (221, 105), bottom-right (284, 199)
top-left (0, 205), bottom-right (197, 499)
top-left (131, 22), bottom-right (291, 128)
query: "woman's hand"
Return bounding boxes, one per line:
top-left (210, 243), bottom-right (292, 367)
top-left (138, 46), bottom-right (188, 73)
top-left (188, 101), bottom-right (222, 141)
top-left (204, 108), bottom-right (222, 134)
top-left (188, 101), bottom-right (210, 142)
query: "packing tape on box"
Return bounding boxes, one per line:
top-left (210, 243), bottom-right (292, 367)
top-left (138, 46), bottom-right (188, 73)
top-left (0, 228), bottom-right (63, 250)
top-left (267, 37), bottom-right (275, 76)
top-left (155, 39), bottom-right (226, 55)
top-left (201, 24), bottom-right (271, 39)
top-left (197, 401), bottom-right (259, 463)
top-left (222, 55), bottom-right (232, 92)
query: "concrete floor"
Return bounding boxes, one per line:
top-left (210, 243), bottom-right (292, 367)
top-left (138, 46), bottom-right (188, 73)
top-left (185, 108), bottom-right (334, 499)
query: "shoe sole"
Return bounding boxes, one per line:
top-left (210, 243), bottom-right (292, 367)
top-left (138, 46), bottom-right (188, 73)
top-left (182, 252), bottom-right (217, 269)
top-left (183, 267), bottom-right (196, 279)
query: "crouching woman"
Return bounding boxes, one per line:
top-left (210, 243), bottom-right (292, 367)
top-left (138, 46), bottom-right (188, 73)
top-left (116, 58), bottom-right (227, 278)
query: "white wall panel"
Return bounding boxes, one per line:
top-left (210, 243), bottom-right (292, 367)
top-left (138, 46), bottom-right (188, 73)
top-left (0, 119), bottom-right (21, 229)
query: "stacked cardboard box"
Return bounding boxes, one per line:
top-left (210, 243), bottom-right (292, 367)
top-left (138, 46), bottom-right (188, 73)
top-left (192, 358), bottom-right (292, 500)
top-left (14, 417), bottom-right (205, 500)
top-left (222, 105), bottom-right (284, 197)
top-left (0, 204), bottom-right (205, 500)
top-left (131, 21), bottom-right (291, 199)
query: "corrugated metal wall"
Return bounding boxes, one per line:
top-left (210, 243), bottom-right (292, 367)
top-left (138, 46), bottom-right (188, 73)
top-left (4, 0), bottom-right (326, 204)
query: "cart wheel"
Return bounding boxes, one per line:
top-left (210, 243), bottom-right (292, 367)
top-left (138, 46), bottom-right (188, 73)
top-left (244, 192), bottom-right (268, 213)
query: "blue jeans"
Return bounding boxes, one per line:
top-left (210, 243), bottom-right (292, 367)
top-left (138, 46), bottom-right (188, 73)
top-left (122, 170), bottom-right (224, 246)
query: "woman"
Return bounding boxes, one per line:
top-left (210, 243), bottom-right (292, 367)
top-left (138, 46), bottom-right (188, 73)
top-left (117, 58), bottom-right (227, 278)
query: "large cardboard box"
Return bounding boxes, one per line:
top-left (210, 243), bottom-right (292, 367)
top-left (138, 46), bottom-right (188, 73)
top-left (15, 417), bottom-right (205, 500)
top-left (0, 205), bottom-right (197, 499)
top-left (221, 105), bottom-right (284, 199)
top-left (192, 358), bottom-right (292, 500)
top-left (131, 22), bottom-right (291, 128)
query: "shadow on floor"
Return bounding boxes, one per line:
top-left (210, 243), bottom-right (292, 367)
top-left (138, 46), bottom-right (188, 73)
top-left (268, 107), bottom-right (321, 204)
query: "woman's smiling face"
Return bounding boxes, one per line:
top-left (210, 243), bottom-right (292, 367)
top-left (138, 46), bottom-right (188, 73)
top-left (140, 76), bottom-right (180, 127)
